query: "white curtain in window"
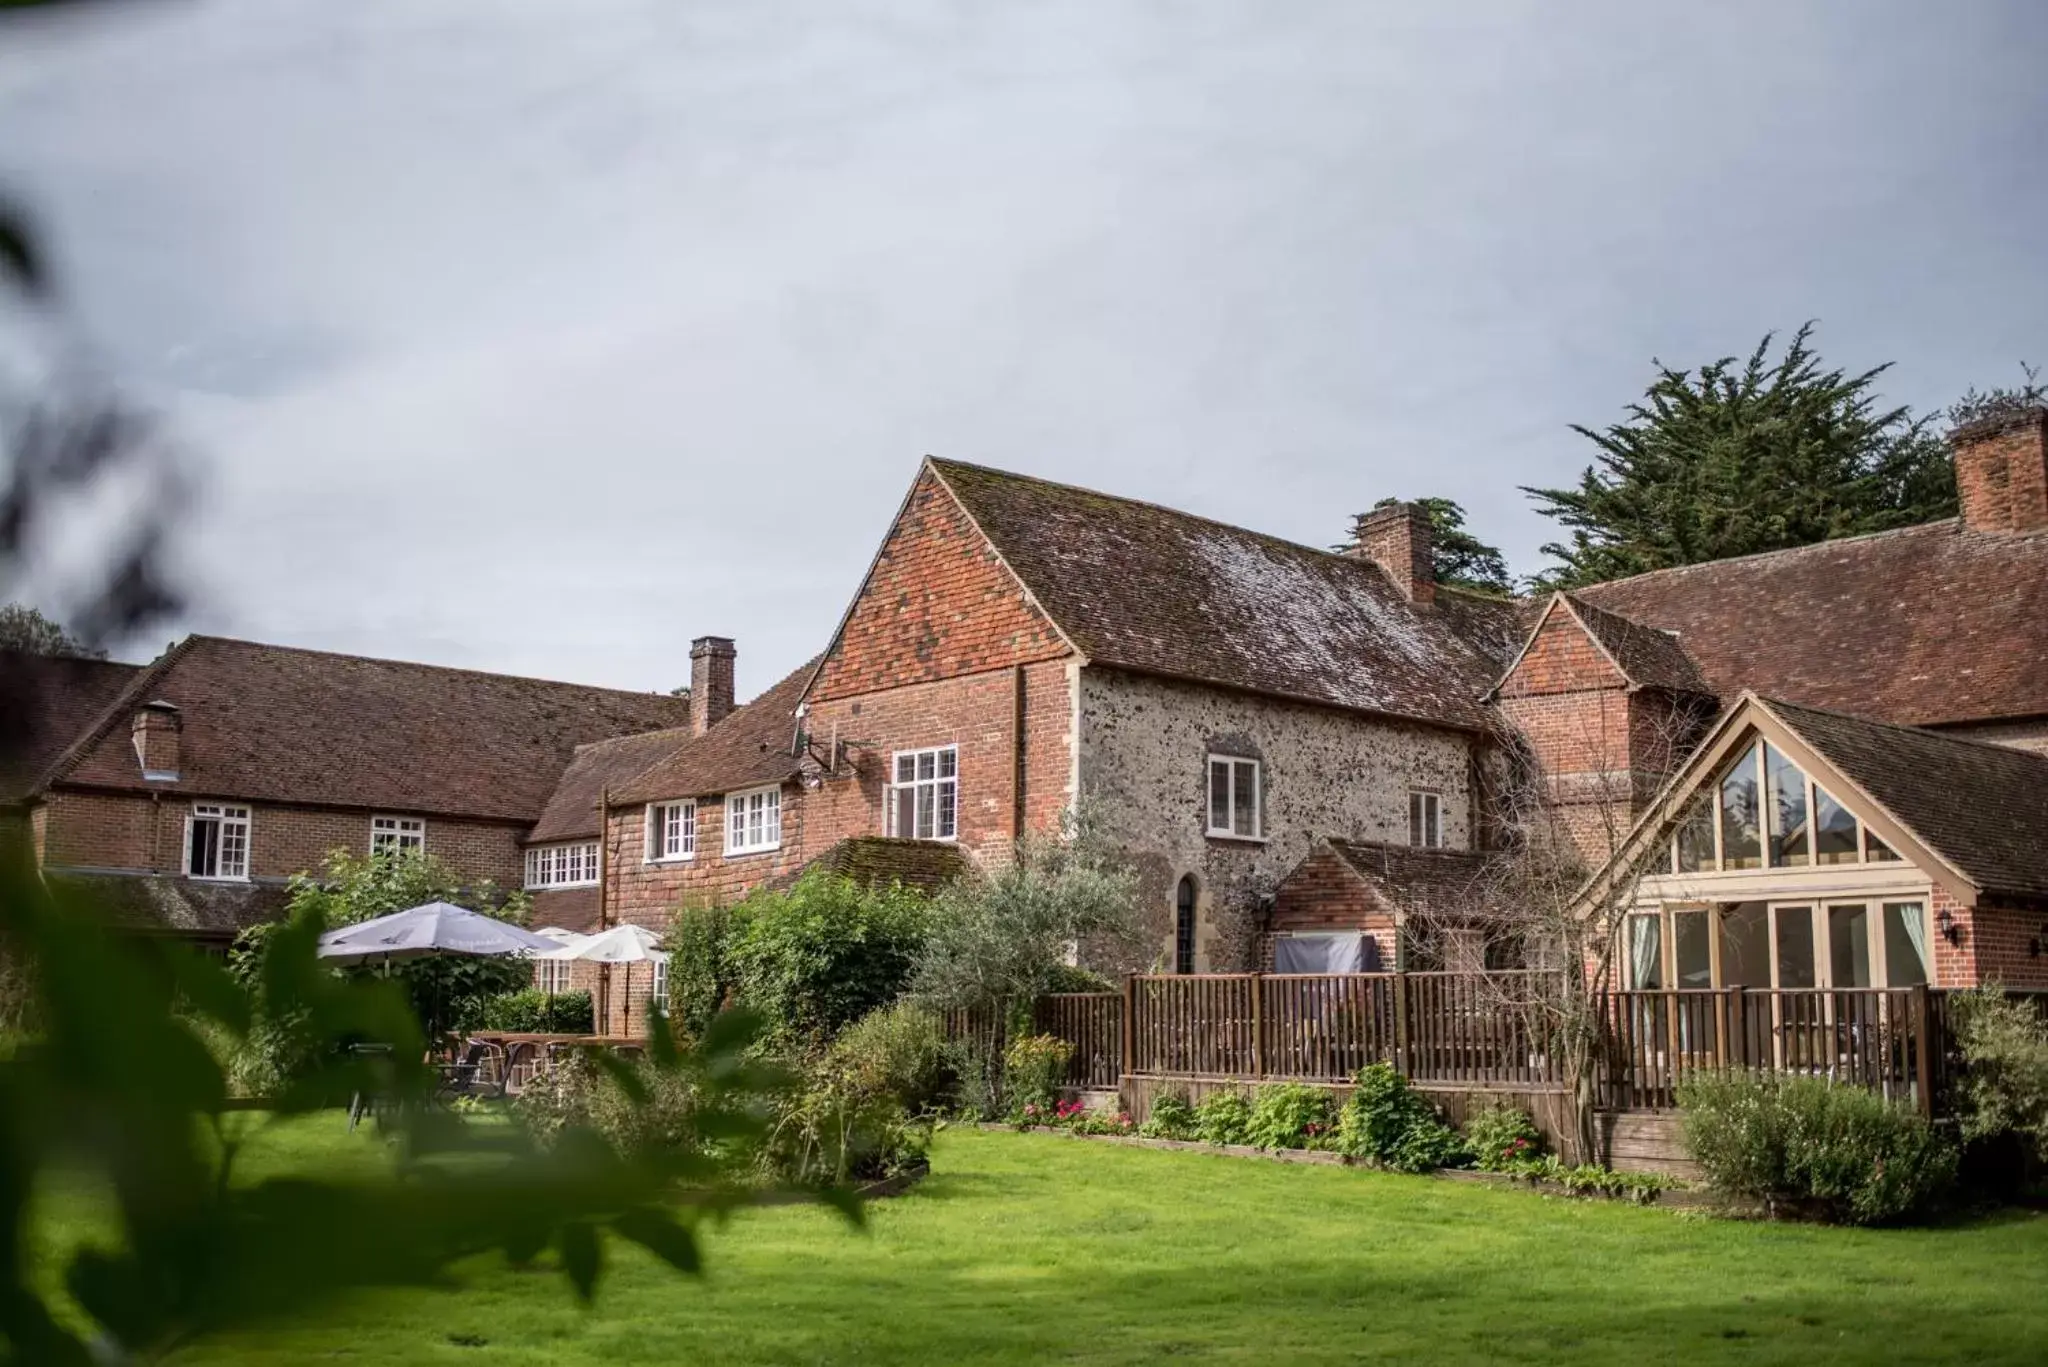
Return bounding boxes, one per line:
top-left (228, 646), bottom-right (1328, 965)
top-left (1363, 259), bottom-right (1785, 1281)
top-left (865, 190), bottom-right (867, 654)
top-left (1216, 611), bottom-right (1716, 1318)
top-left (1899, 903), bottom-right (1931, 982)
top-left (1628, 916), bottom-right (1662, 989)
top-left (1273, 932), bottom-right (1372, 973)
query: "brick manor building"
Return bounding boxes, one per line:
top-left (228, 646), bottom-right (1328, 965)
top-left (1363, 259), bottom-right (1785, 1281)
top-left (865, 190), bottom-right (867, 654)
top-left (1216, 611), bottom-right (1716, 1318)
top-left (11, 407), bottom-right (2047, 1029)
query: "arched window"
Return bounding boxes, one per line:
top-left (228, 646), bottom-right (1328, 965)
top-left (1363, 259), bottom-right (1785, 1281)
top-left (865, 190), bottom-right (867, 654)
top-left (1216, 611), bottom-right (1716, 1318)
top-left (1174, 876), bottom-right (1198, 975)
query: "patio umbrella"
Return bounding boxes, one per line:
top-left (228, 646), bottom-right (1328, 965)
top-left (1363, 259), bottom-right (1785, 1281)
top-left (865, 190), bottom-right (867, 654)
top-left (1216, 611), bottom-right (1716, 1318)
top-left (317, 900), bottom-right (562, 963)
top-left (317, 901), bottom-right (562, 1042)
top-left (539, 924), bottom-right (669, 1034)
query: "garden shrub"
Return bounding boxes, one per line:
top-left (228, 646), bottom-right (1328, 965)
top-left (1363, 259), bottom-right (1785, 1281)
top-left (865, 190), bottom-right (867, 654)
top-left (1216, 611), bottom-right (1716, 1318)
top-left (1678, 1072), bottom-right (1956, 1224)
top-left (1003, 1033), bottom-right (1073, 1119)
top-left (666, 899), bottom-right (750, 1036)
top-left (1464, 1101), bottom-right (1544, 1172)
top-left (1139, 1090), bottom-right (1199, 1141)
top-left (725, 872), bottom-right (933, 1045)
top-left (829, 1001), bottom-right (952, 1116)
top-left (1949, 986), bottom-right (2048, 1187)
top-left (515, 1050), bottom-right (700, 1160)
top-left (467, 988), bottom-right (594, 1035)
top-left (1245, 1083), bottom-right (1337, 1150)
top-left (1194, 1089), bottom-right (1253, 1146)
top-left (1336, 1064), bottom-right (1468, 1172)
top-left (1042, 963), bottom-right (1115, 994)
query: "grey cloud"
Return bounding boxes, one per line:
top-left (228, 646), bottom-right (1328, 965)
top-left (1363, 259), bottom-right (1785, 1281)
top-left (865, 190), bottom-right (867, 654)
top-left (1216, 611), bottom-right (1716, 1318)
top-left (3, 0), bottom-right (2045, 693)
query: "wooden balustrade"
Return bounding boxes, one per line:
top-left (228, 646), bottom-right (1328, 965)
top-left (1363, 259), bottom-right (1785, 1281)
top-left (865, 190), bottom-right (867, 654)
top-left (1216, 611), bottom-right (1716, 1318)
top-left (945, 973), bottom-right (2018, 1118)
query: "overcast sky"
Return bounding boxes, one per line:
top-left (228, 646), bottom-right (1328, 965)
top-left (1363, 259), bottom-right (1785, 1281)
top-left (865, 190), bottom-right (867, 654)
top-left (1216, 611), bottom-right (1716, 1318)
top-left (3, 1), bottom-right (2044, 697)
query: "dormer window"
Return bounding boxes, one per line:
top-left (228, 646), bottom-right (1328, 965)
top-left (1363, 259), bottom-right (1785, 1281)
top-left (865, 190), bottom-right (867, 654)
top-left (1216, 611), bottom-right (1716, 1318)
top-left (186, 803), bottom-right (250, 881)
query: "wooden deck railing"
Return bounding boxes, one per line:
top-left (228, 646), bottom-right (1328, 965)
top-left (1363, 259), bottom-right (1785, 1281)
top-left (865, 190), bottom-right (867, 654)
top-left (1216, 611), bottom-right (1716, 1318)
top-left (982, 973), bottom-right (2042, 1117)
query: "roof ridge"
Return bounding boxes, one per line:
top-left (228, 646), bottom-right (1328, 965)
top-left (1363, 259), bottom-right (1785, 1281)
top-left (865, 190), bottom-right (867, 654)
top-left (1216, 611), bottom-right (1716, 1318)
top-left (1570, 518), bottom-right (1962, 595)
top-left (928, 456), bottom-right (1386, 575)
top-left (182, 633), bottom-right (683, 702)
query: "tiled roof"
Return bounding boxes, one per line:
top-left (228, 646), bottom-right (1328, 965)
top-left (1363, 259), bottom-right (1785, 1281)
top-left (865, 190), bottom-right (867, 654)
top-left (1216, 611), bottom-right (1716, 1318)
top-left (1433, 588), bottom-right (1538, 674)
top-left (1325, 839), bottom-right (1507, 920)
top-left (0, 652), bottom-right (141, 802)
top-left (1573, 520), bottom-right (2048, 727)
top-left (526, 726), bottom-right (693, 843)
top-left (928, 459), bottom-right (1498, 729)
top-left (611, 658), bottom-right (818, 806)
top-left (43, 636), bottom-right (692, 822)
top-left (1561, 595), bottom-right (1711, 694)
top-left (777, 836), bottom-right (973, 896)
top-left (45, 870), bottom-right (292, 938)
top-left (1761, 698), bottom-right (2048, 902)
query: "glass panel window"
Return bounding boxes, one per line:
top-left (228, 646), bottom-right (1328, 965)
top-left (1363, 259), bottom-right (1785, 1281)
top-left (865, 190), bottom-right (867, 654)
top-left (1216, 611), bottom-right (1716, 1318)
top-left (1717, 903), bottom-right (1771, 987)
top-left (1409, 791), bottom-right (1443, 849)
top-left (536, 959), bottom-right (572, 994)
top-left (1764, 745), bottom-right (1810, 867)
top-left (187, 803), bottom-right (251, 880)
top-left (1173, 876), bottom-right (1197, 975)
top-left (1626, 914), bottom-right (1663, 989)
top-left (524, 841), bottom-right (598, 889)
top-left (651, 958), bottom-right (669, 1016)
top-left (1718, 743), bottom-right (1762, 870)
top-left (370, 815), bottom-right (424, 856)
top-left (1828, 904), bottom-right (1874, 988)
top-left (1813, 784), bottom-right (1859, 865)
top-left (1673, 795), bottom-right (1715, 872)
top-left (1883, 902), bottom-right (1931, 987)
top-left (886, 746), bottom-right (958, 840)
top-left (1205, 756), bottom-right (1261, 839)
top-left (726, 786), bottom-right (782, 854)
top-left (1673, 909), bottom-right (1712, 989)
top-left (1864, 828), bottom-right (1900, 862)
top-left (647, 801), bottom-right (696, 860)
top-left (1774, 906), bottom-right (1816, 988)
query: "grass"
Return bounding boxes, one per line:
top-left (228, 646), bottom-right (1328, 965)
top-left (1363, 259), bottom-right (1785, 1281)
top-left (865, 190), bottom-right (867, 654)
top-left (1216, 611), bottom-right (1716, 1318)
top-left (32, 1118), bottom-right (2048, 1364)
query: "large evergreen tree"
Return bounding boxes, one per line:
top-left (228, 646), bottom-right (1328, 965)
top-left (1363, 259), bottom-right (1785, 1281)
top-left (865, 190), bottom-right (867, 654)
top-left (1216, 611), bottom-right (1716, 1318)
top-left (1524, 325), bottom-right (1958, 589)
top-left (1367, 496), bottom-right (1513, 594)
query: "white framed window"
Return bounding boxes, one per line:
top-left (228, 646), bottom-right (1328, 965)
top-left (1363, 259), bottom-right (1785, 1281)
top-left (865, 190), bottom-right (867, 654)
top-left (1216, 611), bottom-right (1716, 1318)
top-left (651, 957), bottom-right (669, 1017)
top-left (535, 958), bottom-right (573, 994)
top-left (725, 785), bottom-right (782, 855)
top-left (645, 800), bottom-right (697, 862)
top-left (1408, 791), bottom-right (1443, 849)
top-left (1206, 755), bottom-right (1261, 839)
top-left (370, 815), bottom-right (425, 856)
top-left (186, 803), bottom-right (251, 881)
top-left (886, 745), bottom-right (959, 841)
top-left (523, 841), bottom-right (600, 889)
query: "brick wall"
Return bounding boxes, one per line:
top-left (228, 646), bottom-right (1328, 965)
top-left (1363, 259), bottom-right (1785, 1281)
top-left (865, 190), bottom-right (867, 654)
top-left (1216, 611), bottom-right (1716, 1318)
top-left (810, 467), bottom-right (1070, 702)
top-left (38, 786), bottom-right (525, 887)
top-left (1265, 844), bottom-right (1398, 969)
top-left (1958, 893), bottom-right (2048, 989)
top-left (1493, 607), bottom-right (1708, 865)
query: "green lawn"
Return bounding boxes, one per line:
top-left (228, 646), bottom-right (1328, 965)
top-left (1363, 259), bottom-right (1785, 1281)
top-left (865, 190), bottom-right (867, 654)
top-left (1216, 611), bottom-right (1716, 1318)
top-left (33, 1118), bottom-right (2048, 1364)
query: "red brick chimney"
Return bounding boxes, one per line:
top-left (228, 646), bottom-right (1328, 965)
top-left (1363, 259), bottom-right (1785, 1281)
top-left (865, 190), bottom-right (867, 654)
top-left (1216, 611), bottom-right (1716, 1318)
top-left (689, 636), bottom-right (736, 736)
top-left (130, 700), bottom-right (182, 780)
top-left (1953, 405), bottom-right (2048, 534)
top-left (1350, 502), bottom-right (1435, 606)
